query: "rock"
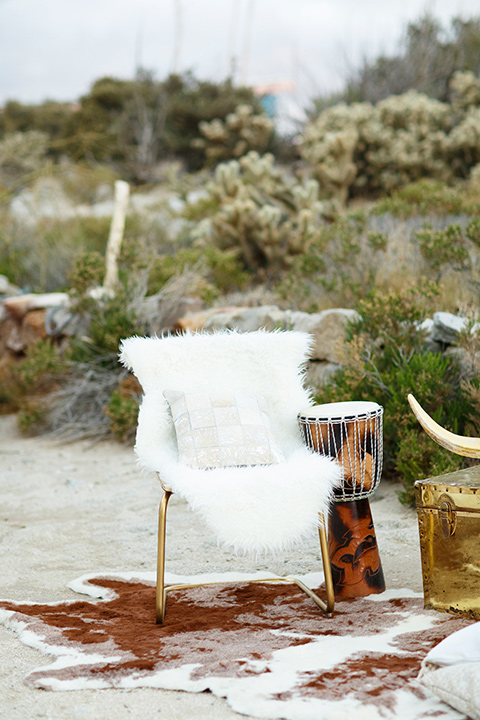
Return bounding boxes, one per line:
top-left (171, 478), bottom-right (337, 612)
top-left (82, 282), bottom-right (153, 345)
top-left (0, 317), bottom-right (23, 353)
top-left (444, 346), bottom-right (476, 379)
top-left (93, 183), bottom-right (113, 203)
top-left (287, 308), bottom-right (360, 362)
top-left (173, 308), bottom-right (225, 333)
top-left (1, 310), bottom-right (49, 353)
top-left (3, 295), bottom-right (32, 320)
top-left (203, 306), bottom-right (285, 332)
top-left (0, 275), bottom-right (19, 297)
top-left (3, 293), bottom-right (70, 320)
top-left (10, 177), bottom-right (76, 223)
top-left (177, 305), bottom-right (360, 363)
top-left (420, 317), bottom-right (444, 353)
top-left (22, 310), bottom-right (49, 343)
top-left (432, 312), bottom-right (469, 345)
top-left (306, 360), bottom-right (342, 391)
top-left (44, 305), bottom-right (86, 337)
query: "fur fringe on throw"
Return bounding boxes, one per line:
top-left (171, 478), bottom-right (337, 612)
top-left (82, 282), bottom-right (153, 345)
top-left (120, 330), bottom-right (341, 555)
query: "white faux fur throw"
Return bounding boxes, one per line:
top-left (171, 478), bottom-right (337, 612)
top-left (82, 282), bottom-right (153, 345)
top-left (119, 330), bottom-right (341, 554)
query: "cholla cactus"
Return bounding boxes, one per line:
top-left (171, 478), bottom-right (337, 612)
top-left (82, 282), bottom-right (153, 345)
top-left (450, 71), bottom-right (480, 111)
top-left (192, 151), bottom-right (325, 277)
top-left (300, 90), bottom-right (457, 196)
top-left (300, 128), bottom-right (358, 205)
top-left (469, 163), bottom-right (480, 190)
top-left (448, 108), bottom-right (480, 174)
top-left (192, 104), bottom-right (274, 166)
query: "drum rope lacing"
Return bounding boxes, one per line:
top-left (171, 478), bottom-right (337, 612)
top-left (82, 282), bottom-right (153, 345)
top-left (298, 408), bottom-right (384, 501)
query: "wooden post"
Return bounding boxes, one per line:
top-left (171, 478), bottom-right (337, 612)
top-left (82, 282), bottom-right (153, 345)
top-left (103, 180), bottom-right (130, 294)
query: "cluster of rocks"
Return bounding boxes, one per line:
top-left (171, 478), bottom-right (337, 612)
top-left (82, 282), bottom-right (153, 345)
top-left (175, 305), bottom-right (360, 390)
top-left (423, 311), bottom-right (479, 378)
top-left (0, 272), bottom-right (477, 393)
top-left (0, 278), bottom-right (75, 369)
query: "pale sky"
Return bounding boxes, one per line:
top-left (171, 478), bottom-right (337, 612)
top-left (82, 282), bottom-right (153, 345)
top-left (1, 0), bottom-right (480, 108)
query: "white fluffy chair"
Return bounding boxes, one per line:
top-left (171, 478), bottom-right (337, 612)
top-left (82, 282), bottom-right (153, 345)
top-left (120, 330), bottom-right (341, 622)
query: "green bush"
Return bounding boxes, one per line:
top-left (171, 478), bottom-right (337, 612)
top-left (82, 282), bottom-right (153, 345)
top-left (12, 340), bottom-right (65, 396)
top-left (0, 340), bottom-right (68, 431)
top-left (148, 245), bottom-right (250, 299)
top-left (372, 179), bottom-right (478, 217)
top-left (104, 389), bottom-right (139, 442)
top-left (316, 286), bottom-right (477, 504)
top-left (275, 213), bottom-right (387, 311)
top-left (415, 224), bottom-right (470, 278)
top-left (17, 400), bottom-right (49, 436)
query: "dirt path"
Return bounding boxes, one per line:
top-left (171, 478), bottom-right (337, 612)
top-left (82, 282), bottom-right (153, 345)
top-left (0, 414), bottom-right (421, 720)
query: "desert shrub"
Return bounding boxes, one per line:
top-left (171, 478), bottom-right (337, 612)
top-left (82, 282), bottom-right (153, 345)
top-left (58, 162), bottom-right (119, 204)
top-left (57, 72), bottom-right (262, 175)
top-left (309, 14), bottom-right (480, 107)
top-left (0, 100), bottom-right (74, 158)
top-left (192, 104), bottom-right (274, 167)
top-left (67, 250), bottom-right (105, 299)
top-left (105, 390), bottom-right (139, 442)
top-left (316, 286), bottom-right (477, 504)
top-left (415, 224), bottom-right (471, 279)
top-left (275, 213), bottom-right (391, 311)
top-left (0, 212), bottom-right (112, 292)
top-left (371, 179), bottom-right (476, 216)
top-left (104, 376), bottom-right (142, 442)
top-left (0, 340), bottom-right (69, 432)
top-left (88, 293), bottom-right (141, 355)
top-left (0, 131), bottom-right (50, 186)
top-left (396, 430), bottom-right (467, 505)
top-left (16, 400), bottom-right (51, 435)
top-left (66, 290), bottom-right (143, 367)
top-left (147, 245), bottom-right (250, 300)
top-left (11, 340), bottom-right (65, 396)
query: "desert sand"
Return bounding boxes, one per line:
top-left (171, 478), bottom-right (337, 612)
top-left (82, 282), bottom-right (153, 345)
top-left (0, 413), bottom-right (422, 720)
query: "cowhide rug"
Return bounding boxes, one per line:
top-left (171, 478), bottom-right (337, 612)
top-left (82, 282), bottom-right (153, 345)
top-left (0, 571), bottom-right (473, 720)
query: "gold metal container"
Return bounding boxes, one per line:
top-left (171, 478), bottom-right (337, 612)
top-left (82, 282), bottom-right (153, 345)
top-left (415, 466), bottom-right (480, 620)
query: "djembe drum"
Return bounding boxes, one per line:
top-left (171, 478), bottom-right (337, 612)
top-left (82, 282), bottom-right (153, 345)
top-left (298, 401), bottom-right (385, 599)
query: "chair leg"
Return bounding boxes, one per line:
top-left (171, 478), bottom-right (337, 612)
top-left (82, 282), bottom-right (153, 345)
top-left (318, 511), bottom-right (335, 616)
top-left (156, 490), bottom-right (172, 624)
top-left (155, 497), bottom-right (333, 622)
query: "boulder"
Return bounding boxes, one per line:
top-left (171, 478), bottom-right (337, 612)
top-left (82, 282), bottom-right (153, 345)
top-left (444, 346), bottom-right (476, 380)
top-left (286, 308), bottom-right (360, 362)
top-left (3, 293), bottom-right (69, 320)
top-left (432, 312), bottom-right (469, 345)
top-left (203, 306), bottom-right (285, 332)
top-left (0, 275), bottom-right (19, 297)
top-left (306, 360), bottom-right (342, 391)
top-left (420, 317), bottom-right (444, 353)
top-left (22, 310), bottom-right (49, 343)
top-left (177, 305), bottom-right (360, 364)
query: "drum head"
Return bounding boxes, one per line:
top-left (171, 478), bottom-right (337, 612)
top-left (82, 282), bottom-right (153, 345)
top-left (298, 401), bottom-right (382, 421)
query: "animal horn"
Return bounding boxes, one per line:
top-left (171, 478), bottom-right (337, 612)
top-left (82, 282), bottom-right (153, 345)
top-left (407, 393), bottom-right (480, 458)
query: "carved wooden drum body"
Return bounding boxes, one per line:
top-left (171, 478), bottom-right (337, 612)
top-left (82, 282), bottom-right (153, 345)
top-left (298, 401), bottom-right (386, 598)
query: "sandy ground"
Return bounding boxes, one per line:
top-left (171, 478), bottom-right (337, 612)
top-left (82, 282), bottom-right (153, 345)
top-left (0, 414), bottom-right (422, 720)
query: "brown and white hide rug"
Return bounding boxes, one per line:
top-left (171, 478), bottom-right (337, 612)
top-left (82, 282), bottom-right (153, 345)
top-left (0, 571), bottom-right (473, 720)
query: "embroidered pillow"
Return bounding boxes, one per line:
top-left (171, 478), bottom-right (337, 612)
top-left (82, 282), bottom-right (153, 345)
top-left (163, 390), bottom-right (285, 469)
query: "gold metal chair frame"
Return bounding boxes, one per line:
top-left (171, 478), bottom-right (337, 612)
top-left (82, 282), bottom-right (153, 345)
top-left (156, 482), bottom-right (335, 624)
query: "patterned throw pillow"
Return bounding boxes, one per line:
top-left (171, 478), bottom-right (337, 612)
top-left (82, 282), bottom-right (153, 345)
top-left (163, 390), bottom-right (285, 469)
